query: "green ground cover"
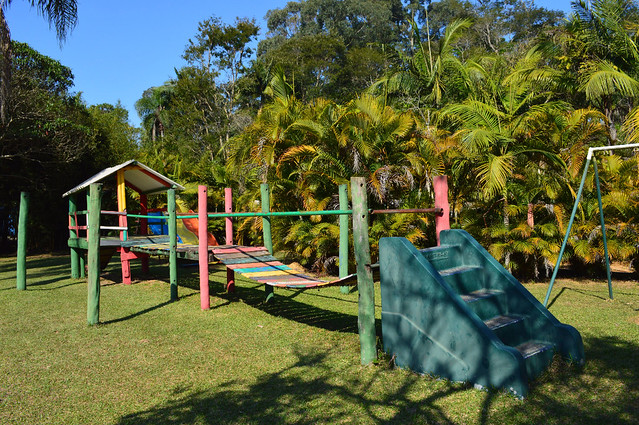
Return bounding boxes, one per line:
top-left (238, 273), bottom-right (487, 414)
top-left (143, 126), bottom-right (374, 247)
top-left (1, 254), bottom-right (638, 424)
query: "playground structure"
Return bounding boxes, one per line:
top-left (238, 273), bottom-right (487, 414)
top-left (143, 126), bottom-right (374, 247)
top-left (14, 159), bottom-right (584, 396)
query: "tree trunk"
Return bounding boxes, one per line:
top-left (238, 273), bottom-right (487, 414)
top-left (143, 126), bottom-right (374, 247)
top-left (527, 203), bottom-right (534, 228)
top-left (0, 5), bottom-right (12, 125)
top-left (605, 106), bottom-right (616, 144)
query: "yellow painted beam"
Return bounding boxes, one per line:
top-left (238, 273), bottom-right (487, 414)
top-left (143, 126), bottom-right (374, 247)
top-left (116, 169), bottom-right (126, 212)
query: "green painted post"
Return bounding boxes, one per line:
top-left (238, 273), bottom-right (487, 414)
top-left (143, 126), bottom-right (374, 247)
top-left (261, 183), bottom-right (274, 302)
top-left (338, 184), bottom-right (350, 294)
top-left (16, 191), bottom-right (28, 290)
top-left (87, 183), bottom-right (102, 325)
top-left (544, 157), bottom-right (592, 307)
top-left (593, 160), bottom-right (613, 300)
top-left (69, 194), bottom-right (80, 278)
top-left (79, 252), bottom-right (86, 279)
top-left (350, 177), bottom-right (377, 365)
top-left (168, 188), bottom-right (178, 301)
top-left (83, 190), bottom-right (91, 279)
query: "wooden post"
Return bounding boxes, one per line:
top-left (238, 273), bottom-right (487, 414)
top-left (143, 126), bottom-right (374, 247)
top-left (168, 188), bottom-right (178, 301)
top-left (261, 183), bottom-right (274, 303)
top-left (225, 188), bottom-right (235, 292)
top-left (338, 184), bottom-right (350, 294)
top-left (87, 183), bottom-right (102, 325)
top-left (198, 185), bottom-right (210, 310)
top-left (16, 191), bottom-right (28, 290)
top-left (350, 177), bottom-right (377, 365)
top-left (83, 190), bottom-right (91, 279)
top-left (434, 176), bottom-right (450, 246)
top-left (79, 251), bottom-right (86, 279)
top-left (69, 194), bottom-right (80, 279)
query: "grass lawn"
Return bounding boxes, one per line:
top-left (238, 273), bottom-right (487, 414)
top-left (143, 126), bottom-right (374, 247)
top-left (1, 253), bottom-right (638, 424)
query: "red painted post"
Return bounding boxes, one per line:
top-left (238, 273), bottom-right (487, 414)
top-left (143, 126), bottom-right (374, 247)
top-left (140, 194), bottom-right (149, 273)
top-left (434, 176), bottom-right (450, 246)
top-left (225, 188), bottom-right (235, 293)
top-left (198, 185), bottom-right (210, 310)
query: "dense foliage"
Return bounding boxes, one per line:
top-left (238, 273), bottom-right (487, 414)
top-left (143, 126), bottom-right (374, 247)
top-left (4, 0), bottom-right (639, 279)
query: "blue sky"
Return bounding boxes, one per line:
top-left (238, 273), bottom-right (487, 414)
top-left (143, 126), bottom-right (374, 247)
top-left (5, 0), bottom-right (574, 127)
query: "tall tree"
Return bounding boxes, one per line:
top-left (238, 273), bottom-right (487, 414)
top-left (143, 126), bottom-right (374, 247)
top-left (0, 0), bottom-right (78, 124)
top-left (183, 16), bottom-right (259, 149)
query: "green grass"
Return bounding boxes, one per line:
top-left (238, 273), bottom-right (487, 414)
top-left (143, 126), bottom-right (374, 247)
top-left (1, 254), bottom-right (638, 424)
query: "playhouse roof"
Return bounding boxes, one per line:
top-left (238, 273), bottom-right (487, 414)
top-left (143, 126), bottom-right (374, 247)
top-left (62, 160), bottom-right (185, 197)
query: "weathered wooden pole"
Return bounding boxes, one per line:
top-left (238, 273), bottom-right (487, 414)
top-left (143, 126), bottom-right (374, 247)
top-left (16, 191), bottom-right (28, 290)
top-left (198, 185), bottom-right (210, 310)
top-left (434, 175), bottom-right (450, 246)
top-left (338, 184), bottom-right (350, 294)
top-left (168, 187), bottom-right (178, 301)
top-left (69, 194), bottom-right (80, 279)
top-left (79, 250), bottom-right (86, 279)
top-left (225, 187), bottom-right (235, 292)
top-left (87, 183), bottom-right (102, 325)
top-left (261, 183), bottom-right (274, 303)
top-left (82, 190), bottom-right (91, 279)
top-left (350, 177), bottom-right (377, 365)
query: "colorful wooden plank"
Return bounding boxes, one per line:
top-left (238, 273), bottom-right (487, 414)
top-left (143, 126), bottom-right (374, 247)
top-left (212, 246), bottom-right (268, 254)
top-left (226, 261), bottom-right (284, 269)
top-left (233, 265), bottom-right (292, 273)
top-left (215, 255), bottom-right (277, 264)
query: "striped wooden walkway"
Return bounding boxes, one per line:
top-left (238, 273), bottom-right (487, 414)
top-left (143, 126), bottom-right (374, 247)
top-left (212, 246), bottom-right (359, 289)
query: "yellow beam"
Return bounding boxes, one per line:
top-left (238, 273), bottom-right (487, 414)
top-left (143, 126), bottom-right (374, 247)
top-left (116, 169), bottom-right (126, 212)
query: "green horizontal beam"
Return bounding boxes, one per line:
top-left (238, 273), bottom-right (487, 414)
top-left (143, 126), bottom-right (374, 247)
top-left (128, 210), bottom-right (353, 220)
top-left (127, 214), bottom-right (168, 220)
top-left (128, 207), bottom-right (441, 221)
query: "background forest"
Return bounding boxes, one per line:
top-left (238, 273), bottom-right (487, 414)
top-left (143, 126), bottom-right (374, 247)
top-left (2, 0), bottom-right (639, 280)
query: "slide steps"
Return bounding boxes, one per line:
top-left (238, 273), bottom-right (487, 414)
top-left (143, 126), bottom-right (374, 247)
top-left (380, 230), bottom-right (584, 397)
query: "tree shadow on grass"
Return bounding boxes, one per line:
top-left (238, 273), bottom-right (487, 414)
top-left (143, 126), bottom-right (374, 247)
top-left (116, 347), bottom-right (472, 425)
top-left (101, 292), bottom-right (198, 325)
top-left (486, 334), bottom-right (639, 425)
top-left (0, 254), bottom-right (69, 274)
top-left (114, 334), bottom-right (639, 425)
top-left (0, 255), bottom-right (75, 289)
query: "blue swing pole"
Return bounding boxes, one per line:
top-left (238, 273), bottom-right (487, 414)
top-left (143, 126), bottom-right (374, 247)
top-left (543, 143), bottom-right (639, 307)
top-left (592, 159), bottom-right (613, 300)
top-left (543, 156), bottom-right (591, 307)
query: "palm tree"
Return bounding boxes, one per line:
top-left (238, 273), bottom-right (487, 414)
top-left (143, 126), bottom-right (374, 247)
top-left (557, 0), bottom-right (639, 142)
top-left (371, 18), bottom-right (473, 121)
top-left (135, 83), bottom-right (174, 142)
top-left (0, 0), bottom-right (78, 123)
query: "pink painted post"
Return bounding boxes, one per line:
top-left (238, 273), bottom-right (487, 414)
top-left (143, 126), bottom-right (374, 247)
top-left (224, 188), bottom-right (235, 293)
top-left (434, 175), bottom-right (450, 246)
top-left (198, 185), bottom-right (210, 310)
top-left (140, 194), bottom-right (150, 273)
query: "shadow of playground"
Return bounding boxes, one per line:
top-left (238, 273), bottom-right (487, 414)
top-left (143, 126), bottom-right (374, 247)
top-left (488, 334), bottom-right (639, 425)
top-left (116, 347), bottom-right (472, 425)
top-left (114, 336), bottom-right (639, 425)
